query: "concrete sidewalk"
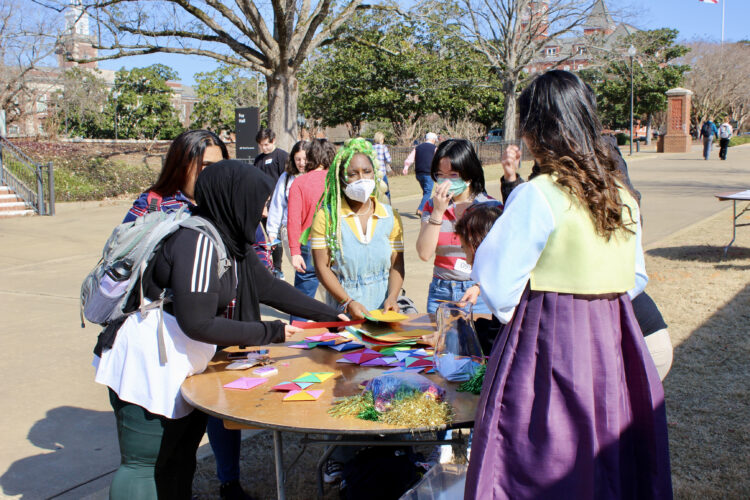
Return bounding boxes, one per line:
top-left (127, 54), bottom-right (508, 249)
top-left (0, 143), bottom-right (748, 499)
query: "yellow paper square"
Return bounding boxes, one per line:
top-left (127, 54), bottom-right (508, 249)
top-left (367, 309), bottom-right (409, 322)
top-left (311, 372), bottom-right (334, 383)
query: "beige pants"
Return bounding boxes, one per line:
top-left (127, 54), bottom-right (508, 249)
top-left (644, 329), bottom-right (673, 381)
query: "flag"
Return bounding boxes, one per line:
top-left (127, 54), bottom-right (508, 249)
top-left (699, 0), bottom-right (719, 4)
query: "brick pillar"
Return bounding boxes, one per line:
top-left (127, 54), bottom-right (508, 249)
top-left (661, 88), bottom-right (693, 153)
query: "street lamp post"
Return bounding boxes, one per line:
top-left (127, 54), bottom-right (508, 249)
top-left (113, 90), bottom-right (119, 141)
top-left (628, 45), bottom-right (636, 156)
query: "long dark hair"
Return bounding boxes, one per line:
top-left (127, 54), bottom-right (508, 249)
top-left (519, 70), bottom-right (631, 239)
top-left (430, 139), bottom-right (486, 196)
top-left (150, 130), bottom-right (228, 196)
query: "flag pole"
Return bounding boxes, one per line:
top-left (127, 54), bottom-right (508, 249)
top-left (721, 0), bottom-right (725, 47)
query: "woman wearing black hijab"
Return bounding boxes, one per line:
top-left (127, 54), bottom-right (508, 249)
top-left (94, 161), bottom-right (341, 500)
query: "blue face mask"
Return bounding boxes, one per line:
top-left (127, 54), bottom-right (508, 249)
top-left (446, 178), bottom-right (468, 197)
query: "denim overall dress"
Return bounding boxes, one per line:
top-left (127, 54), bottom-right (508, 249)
top-left (328, 204), bottom-right (395, 311)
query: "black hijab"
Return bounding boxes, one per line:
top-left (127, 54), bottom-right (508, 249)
top-left (193, 160), bottom-right (274, 322)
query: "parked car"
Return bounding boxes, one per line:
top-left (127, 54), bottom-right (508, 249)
top-left (485, 128), bottom-right (503, 142)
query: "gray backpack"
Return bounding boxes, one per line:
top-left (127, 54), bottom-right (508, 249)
top-left (81, 206), bottom-right (230, 363)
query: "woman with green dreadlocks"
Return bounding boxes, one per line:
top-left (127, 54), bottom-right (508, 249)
top-left (310, 138), bottom-right (405, 320)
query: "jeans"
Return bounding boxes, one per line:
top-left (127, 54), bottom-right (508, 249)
top-left (415, 173), bottom-right (434, 213)
top-left (702, 137), bottom-right (713, 160)
top-left (426, 276), bottom-right (490, 315)
top-left (719, 138), bottom-right (730, 160)
top-left (292, 240), bottom-right (319, 322)
top-left (206, 416), bottom-right (241, 484)
top-left (108, 389), bottom-right (207, 500)
top-left (383, 174), bottom-right (391, 201)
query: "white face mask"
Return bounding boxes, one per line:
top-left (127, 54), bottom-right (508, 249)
top-left (344, 178), bottom-right (376, 203)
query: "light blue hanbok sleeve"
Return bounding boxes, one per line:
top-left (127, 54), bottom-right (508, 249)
top-left (628, 205), bottom-right (648, 299)
top-left (471, 182), bottom-right (555, 324)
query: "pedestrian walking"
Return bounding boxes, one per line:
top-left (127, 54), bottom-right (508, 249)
top-left (699, 118), bottom-right (718, 160)
top-left (718, 117), bottom-right (733, 160)
top-left (404, 132), bottom-right (439, 216)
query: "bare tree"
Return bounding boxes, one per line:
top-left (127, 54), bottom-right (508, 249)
top-left (0, 0), bottom-right (59, 129)
top-left (36, 0), bottom-right (373, 149)
top-left (683, 41), bottom-right (750, 132)
top-left (457, 0), bottom-right (597, 140)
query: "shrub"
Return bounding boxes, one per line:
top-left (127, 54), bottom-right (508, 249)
top-left (615, 133), bottom-right (629, 146)
top-left (728, 136), bottom-right (750, 147)
top-left (52, 157), bottom-right (156, 202)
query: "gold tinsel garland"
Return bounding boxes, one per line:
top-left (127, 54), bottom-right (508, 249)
top-left (328, 389), bottom-right (454, 428)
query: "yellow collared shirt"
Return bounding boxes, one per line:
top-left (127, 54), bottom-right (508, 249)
top-left (310, 196), bottom-right (404, 252)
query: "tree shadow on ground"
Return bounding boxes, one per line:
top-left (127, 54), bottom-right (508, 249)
top-left (664, 284), bottom-right (750, 497)
top-left (646, 245), bottom-right (750, 263)
top-left (0, 406), bottom-right (118, 499)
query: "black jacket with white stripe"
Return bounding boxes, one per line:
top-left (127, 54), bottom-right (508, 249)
top-left (141, 227), bottom-right (339, 346)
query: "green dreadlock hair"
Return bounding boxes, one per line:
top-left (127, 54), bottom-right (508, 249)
top-left (319, 137), bottom-right (382, 263)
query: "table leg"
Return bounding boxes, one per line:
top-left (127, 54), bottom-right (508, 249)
top-left (273, 430), bottom-right (286, 500)
top-left (724, 200), bottom-right (738, 259)
top-left (316, 444), bottom-right (336, 499)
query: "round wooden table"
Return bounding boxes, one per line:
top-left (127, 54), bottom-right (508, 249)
top-left (181, 314), bottom-right (479, 499)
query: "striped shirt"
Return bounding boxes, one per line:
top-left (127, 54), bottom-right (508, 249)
top-left (372, 143), bottom-right (392, 177)
top-left (422, 193), bottom-right (498, 281)
top-left (123, 190), bottom-right (193, 223)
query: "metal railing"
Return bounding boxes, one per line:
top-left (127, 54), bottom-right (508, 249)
top-left (0, 135), bottom-right (55, 215)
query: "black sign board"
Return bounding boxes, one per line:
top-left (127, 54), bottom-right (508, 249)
top-left (235, 107), bottom-right (260, 160)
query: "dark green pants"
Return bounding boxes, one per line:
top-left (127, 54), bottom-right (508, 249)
top-left (108, 389), bottom-right (207, 500)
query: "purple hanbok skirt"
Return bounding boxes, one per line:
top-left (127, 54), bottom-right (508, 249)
top-left (465, 288), bottom-right (672, 499)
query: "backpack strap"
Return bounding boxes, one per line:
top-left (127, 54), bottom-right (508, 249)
top-left (146, 191), bottom-right (163, 213)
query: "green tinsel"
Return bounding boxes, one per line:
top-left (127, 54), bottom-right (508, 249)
top-left (357, 406), bottom-right (380, 421)
top-left (457, 364), bottom-right (486, 395)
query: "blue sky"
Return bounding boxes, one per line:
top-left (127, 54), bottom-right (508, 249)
top-left (94, 0), bottom-right (750, 86)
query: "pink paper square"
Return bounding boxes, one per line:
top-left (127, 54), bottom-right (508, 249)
top-left (223, 377), bottom-right (267, 390)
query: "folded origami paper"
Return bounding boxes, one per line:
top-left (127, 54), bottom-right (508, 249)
top-left (272, 381), bottom-right (315, 391)
top-left (405, 357), bottom-right (434, 369)
top-left (365, 309), bottom-right (409, 323)
top-left (289, 343), bottom-right (313, 349)
top-left (283, 390), bottom-right (324, 401)
top-left (361, 357), bottom-right (390, 366)
top-left (305, 332), bottom-right (342, 342)
top-left (327, 341), bottom-right (364, 352)
top-left (383, 366), bottom-right (426, 374)
top-left (223, 377), bottom-right (267, 390)
top-left (291, 319), bottom-right (364, 329)
top-left (341, 349), bottom-right (383, 364)
top-left (293, 372), bottom-right (335, 383)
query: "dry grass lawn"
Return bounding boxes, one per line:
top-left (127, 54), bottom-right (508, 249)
top-left (191, 203), bottom-right (750, 500)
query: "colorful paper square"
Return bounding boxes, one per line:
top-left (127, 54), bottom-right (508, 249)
top-left (223, 377), bottom-right (267, 390)
top-left (283, 389), bottom-right (324, 401)
top-left (272, 381), bottom-right (315, 391)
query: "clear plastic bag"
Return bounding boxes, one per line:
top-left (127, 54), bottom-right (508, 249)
top-left (364, 372), bottom-right (445, 412)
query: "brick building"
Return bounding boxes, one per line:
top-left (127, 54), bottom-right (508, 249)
top-left (6, 0), bottom-right (197, 137)
top-left (524, 0), bottom-right (639, 75)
